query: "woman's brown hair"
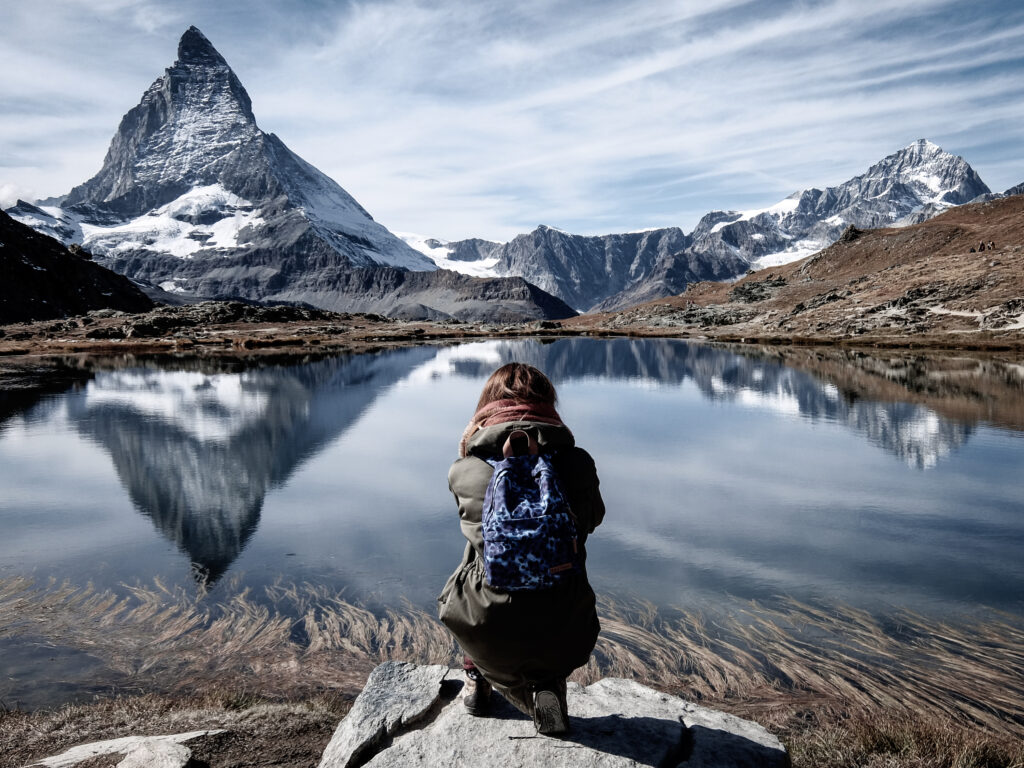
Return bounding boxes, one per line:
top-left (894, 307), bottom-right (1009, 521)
top-left (476, 363), bottom-right (557, 412)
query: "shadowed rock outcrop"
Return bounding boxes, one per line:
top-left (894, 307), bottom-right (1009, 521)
top-left (0, 209), bottom-right (153, 324)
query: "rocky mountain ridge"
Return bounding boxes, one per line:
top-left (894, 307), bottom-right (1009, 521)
top-left (687, 139), bottom-right (989, 269)
top-left (6, 27), bottom-right (572, 322)
top-left (420, 141), bottom-right (993, 313)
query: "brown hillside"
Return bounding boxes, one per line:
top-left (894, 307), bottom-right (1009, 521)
top-left (576, 193), bottom-right (1024, 345)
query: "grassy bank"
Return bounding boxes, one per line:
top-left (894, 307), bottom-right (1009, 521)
top-left (1, 577), bottom-right (1022, 767)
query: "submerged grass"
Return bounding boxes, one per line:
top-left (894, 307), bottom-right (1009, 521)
top-left (1, 576), bottom-right (1023, 766)
top-left (583, 596), bottom-right (1024, 734)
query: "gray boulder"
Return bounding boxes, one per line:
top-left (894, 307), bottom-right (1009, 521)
top-left (26, 730), bottom-right (223, 768)
top-left (319, 662), bottom-right (788, 768)
top-left (317, 662), bottom-right (451, 768)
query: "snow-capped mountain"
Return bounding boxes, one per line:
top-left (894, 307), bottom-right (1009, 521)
top-left (689, 139), bottom-right (989, 270)
top-left (412, 140), bottom-right (991, 313)
top-left (6, 27), bottom-right (574, 321)
top-left (11, 28), bottom-right (433, 277)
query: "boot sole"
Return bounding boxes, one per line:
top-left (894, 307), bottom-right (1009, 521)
top-left (533, 690), bottom-right (568, 734)
top-left (463, 697), bottom-right (489, 716)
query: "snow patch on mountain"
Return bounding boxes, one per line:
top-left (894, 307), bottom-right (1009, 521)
top-left (159, 278), bottom-right (190, 294)
top-left (77, 185), bottom-right (264, 259)
top-left (398, 232), bottom-right (501, 277)
top-left (6, 202), bottom-right (85, 245)
top-left (709, 195), bottom-right (802, 235)
top-left (750, 239), bottom-right (824, 269)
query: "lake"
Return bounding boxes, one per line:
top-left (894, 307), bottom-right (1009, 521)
top-left (2, 337), bottom-right (1023, 708)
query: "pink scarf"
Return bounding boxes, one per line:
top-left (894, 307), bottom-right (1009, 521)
top-left (458, 399), bottom-right (566, 457)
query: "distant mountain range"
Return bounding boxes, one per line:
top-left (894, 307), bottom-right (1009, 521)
top-left (5, 27), bottom-right (1019, 320)
top-left (5, 27), bottom-right (573, 323)
top-left (407, 140), bottom-right (1004, 312)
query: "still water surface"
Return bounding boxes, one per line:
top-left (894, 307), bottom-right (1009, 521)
top-left (1, 338), bottom-right (1023, 620)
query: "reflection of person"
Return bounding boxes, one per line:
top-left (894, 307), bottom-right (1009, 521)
top-left (438, 363), bottom-right (605, 734)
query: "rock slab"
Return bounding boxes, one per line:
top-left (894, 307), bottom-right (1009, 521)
top-left (317, 661), bottom-right (450, 768)
top-left (319, 663), bottom-right (788, 768)
top-left (26, 730), bottom-right (223, 768)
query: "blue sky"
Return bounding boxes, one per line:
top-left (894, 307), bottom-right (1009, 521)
top-left (1, 0), bottom-right (1022, 241)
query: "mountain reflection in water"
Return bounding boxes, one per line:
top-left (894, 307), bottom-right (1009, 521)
top-left (2, 338), bottom-right (1021, 608)
top-left (436, 339), bottom-right (986, 469)
top-left (60, 348), bottom-right (436, 583)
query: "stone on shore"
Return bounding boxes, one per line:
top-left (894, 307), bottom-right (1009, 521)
top-left (317, 662), bottom-right (451, 768)
top-left (318, 662), bottom-right (788, 768)
top-left (26, 730), bottom-right (224, 768)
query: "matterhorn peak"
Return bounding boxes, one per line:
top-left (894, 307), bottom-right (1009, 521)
top-left (177, 25), bottom-right (228, 67)
top-left (164, 25), bottom-right (255, 123)
top-left (60, 26), bottom-right (261, 215)
top-left (170, 25), bottom-right (251, 119)
top-left (13, 22), bottom-right (438, 291)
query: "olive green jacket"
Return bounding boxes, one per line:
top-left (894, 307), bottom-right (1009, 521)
top-left (438, 420), bottom-right (605, 711)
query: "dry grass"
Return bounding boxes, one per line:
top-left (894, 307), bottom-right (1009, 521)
top-left (576, 597), bottom-right (1024, 767)
top-left (576, 596), bottom-right (1024, 737)
top-left (2, 576), bottom-right (1023, 766)
top-left (781, 710), bottom-right (1024, 768)
top-left (0, 576), bottom-right (457, 701)
top-left (0, 692), bottom-right (348, 768)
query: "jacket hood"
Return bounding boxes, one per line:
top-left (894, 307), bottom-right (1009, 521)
top-left (465, 420), bottom-right (575, 458)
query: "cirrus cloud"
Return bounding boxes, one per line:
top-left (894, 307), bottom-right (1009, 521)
top-left (1, 0), bottom-right (1022, 241)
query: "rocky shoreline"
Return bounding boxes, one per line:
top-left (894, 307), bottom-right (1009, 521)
top-left (2, 296), bottom-right (1021, 385)
top-left (4, 662), bottom-right (1022, 768)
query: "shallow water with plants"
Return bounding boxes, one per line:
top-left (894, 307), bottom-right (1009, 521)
top-left (1, 338), bottom-right (1023, 731)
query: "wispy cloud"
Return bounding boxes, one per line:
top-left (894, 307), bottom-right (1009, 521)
top-left (2, 0), bottom-right (1023, 238)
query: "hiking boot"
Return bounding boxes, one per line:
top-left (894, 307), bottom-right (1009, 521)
top-left (463, 668), bottom-right (492, 716)
top-left (533, 680), bottom-right (569, 734)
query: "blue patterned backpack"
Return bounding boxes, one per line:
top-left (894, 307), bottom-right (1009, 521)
top-left (481, 430), bottom-right (581, 591)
